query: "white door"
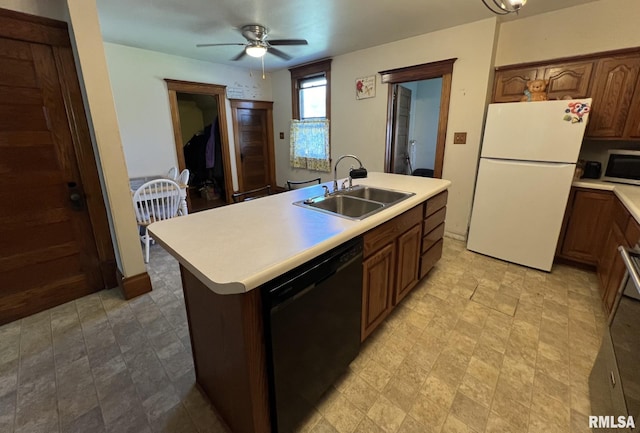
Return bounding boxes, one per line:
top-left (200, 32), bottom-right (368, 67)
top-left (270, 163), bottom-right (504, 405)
top-left (481, 99), bottom-right (591, 163)
top-left (467, 158), bottom-right (575, 271)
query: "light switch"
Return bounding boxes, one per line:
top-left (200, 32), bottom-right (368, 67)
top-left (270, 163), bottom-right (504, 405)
top-left (279, 132), bottom-right (284, 139)
top-left (453, 132), bottom-right (467, 144)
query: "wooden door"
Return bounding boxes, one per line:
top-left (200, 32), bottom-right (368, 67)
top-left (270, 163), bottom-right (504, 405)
top-left (587, 56), bottom-right (640, 138)
top-left (362, 243), bottom-right (395, 341)
top-left (231, 100), bottom-right (275, 192)
top-left (0, 35), bottom-right (103, 324)
top-left (392, 85), bottom-right (412, 174)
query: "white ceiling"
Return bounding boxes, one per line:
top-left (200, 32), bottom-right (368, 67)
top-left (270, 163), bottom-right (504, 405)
top-left (96, 0), bottom-right (598, 72)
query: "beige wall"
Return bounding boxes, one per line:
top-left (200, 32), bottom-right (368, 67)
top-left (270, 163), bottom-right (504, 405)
top-left (272, 18), bottom-right (499, 239)
top-left (496, 0), bottom-right (640, 66)
top-left (103, 43), bottom-right (272, 191)
top-left (177, 100), bottom-right (205, 146)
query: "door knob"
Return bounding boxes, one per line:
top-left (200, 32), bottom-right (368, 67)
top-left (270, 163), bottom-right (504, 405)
top-left (68, 182), bottom-right (84, 211)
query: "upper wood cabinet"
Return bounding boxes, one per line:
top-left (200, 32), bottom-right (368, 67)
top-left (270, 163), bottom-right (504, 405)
top-left (543, 61), bottom-right (594, 100)
top-left (493, 67), bottom-right (541, 103)
top-left (492, 48), bottom-right (640, 140)
top-left (587, 56), bottom-right (640, 138)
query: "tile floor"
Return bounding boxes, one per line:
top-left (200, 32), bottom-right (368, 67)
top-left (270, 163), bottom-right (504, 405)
top-left (0, 238), bottom-right (606, 433)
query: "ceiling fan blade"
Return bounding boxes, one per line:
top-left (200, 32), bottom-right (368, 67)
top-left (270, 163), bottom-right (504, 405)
top-left (196, 43), bottom-right (245, 48)
top-left (267, 47), bottom-right (292, 61)
top-left (268, 39), bottom-right (308, 46)
top-left (231, 50), bottom-right (247, 61)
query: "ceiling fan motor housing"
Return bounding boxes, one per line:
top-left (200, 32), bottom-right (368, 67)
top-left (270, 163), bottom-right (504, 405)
top-left (241, 24), bottom-right (268, 41)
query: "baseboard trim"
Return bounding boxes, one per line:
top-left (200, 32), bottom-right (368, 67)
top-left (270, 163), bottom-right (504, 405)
top-left (116, 269), bottom-right (152, 300)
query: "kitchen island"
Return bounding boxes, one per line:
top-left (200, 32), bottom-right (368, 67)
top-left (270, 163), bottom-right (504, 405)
top-left (149, 172), bottom-right (450, 433)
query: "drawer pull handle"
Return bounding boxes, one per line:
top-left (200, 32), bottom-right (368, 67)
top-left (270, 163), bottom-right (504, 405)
top-left (610, 371), bottom-right (616, 387)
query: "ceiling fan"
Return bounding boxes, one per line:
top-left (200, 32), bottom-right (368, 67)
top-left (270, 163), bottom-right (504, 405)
top-left (196, 24), bottom-right (308, 61)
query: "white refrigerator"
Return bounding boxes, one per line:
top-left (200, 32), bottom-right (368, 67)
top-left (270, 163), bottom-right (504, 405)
top-left (467, 99), bottom-right (592, 272)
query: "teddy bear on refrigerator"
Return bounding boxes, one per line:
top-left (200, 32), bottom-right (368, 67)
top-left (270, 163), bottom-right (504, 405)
top-left (520, 79), bottom-right (549, 102)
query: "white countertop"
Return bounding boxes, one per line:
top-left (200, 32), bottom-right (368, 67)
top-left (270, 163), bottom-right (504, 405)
top-left (149, 173), bottom-right (451, 295)
top-left (573, 179), bottom-right (640, 224)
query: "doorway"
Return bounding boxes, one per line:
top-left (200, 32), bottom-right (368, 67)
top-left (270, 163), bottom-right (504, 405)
top-left (166, 79), bottom-right (234, 210)
top-left (0, 8), bottom-right (115, 324)
top-left (380, 59), bottom-right (457, 179)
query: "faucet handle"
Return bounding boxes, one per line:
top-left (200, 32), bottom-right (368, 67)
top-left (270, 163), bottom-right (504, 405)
top-left (322, 185), bottom-right (330, 197)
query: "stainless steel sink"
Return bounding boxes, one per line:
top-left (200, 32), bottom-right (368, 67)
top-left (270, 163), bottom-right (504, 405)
top-left (293, 185), bottom-right (414, 220)
top-left (338, 186), bottom-right (412, 204)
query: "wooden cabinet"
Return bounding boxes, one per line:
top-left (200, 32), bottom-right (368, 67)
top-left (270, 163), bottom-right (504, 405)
top-left (421, 190), bottom-right (447, 278)
top-left (493, 60), bottom-right (594, 103)
top-left (361, 192), bottom-right (448, 340)
top-left (587, 56), bottom-right (640, 138)
top-left (394, 225), bottom-right (422, 304)
top-left (493, 67), bottom-right (542, 103)
top-left (597, 197), bottom-right (640, 315)
top-left (362, 205), bottom-right (422, 340)
top-left (493, 49), bottom-right (640, 140)
top-left (543, 61), bottom-right (594, 100)
top-left (362, 243), bottom-right (395, 340)
top-left (556, 188), bottom-right (614, 266)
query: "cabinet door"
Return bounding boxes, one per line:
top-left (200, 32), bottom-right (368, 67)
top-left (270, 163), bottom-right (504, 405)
top-left (558, 189), bottom-right (614, 265)
top-left (493, 67), bottom-right (542, 102)
top-left (587, 56), bottom-right (640, 138)
top-left (394, 225), bottom-right (422, 305)
top-left (603, 223), bottom-right (627, 315)
top-left (623, 73), bottom-right (640, 139)
top-left (362, 243), bottom-right (395, 341)
top-left (543, 61), bottom-right (594, 100)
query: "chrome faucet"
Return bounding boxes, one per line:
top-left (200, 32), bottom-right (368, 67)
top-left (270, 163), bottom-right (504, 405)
top-left (333, 154), bottom-right (365, 192)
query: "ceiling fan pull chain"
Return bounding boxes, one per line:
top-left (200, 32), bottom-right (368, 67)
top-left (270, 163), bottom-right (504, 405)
top-left (262, 56), bottom-right (265, 80)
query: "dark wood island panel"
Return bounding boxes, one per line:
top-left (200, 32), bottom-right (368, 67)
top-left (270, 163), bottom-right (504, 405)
top-left (180, 266), bottom-right (271, 433)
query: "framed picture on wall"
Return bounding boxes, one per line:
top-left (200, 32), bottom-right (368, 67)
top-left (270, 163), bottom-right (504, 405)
top-left (355, 76), bottom-right (375, 100)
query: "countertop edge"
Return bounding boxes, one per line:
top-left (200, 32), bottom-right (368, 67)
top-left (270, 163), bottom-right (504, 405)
top-left (149, 174), bottom-right (451, 295)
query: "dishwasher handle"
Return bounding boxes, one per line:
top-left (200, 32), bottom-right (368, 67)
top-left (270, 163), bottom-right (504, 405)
top-left (619, 246), bottom-right (640, 294)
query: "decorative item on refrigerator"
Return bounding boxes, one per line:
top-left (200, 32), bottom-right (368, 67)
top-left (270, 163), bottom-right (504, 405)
top-left (466, 99), bottom-right (592, 272)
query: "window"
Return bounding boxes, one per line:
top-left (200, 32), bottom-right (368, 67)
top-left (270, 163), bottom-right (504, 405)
top-left (289, 59), bottom-right (332, 172)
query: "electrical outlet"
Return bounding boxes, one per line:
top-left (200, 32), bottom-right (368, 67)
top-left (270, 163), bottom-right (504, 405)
top-left (453, 132), bottom-right (467, 144)
top-left (279, 132), bottom-right (284, 139)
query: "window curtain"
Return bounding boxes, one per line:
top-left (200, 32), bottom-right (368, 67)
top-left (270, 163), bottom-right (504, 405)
top-left (289, 119), bottom-right (330, 172)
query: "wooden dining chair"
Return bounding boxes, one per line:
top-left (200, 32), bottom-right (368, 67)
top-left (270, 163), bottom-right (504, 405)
top-left (232, 185), bottom-right (272, 203)
top-left (286, 178), bottom-right (322, 190)
top-left (132, 179), bottom-right (182, 263)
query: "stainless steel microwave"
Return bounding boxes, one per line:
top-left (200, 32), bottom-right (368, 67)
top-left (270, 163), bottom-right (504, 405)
top-left (603, 150), bottom-right (640, 186)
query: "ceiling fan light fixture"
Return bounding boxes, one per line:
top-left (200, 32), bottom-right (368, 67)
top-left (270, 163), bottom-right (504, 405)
top-left (482, 0), bottom-right (527, 14)
top-left (246, 43), bottom-right (267, 58)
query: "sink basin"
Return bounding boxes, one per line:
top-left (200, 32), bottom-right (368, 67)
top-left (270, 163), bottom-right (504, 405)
top-left (339, 186), bottom-right (413, 204)
top-left (293, 185), bottom-right (414, 220)
top-left (304, 195), bottom-right (384, 219)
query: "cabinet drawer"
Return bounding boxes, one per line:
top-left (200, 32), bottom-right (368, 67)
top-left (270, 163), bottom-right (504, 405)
top-left (625, 217), bottom-right (640, 246)
top-left (364, 205), bottom-right (422, 257)
top-left (423, 207), bottom-right (446, 236)
top-left (422, 223), bottom-right (445, 254)
top-left (613, 198), bottom-right (630, 232)
top-left (420, 239), bottom-right (443, 279)
top-left (424, 190), bottom-right (448, 218)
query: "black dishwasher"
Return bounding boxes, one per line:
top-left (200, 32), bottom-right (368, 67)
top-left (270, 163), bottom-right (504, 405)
top-left (262, 237), bottom-right (363, 433)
